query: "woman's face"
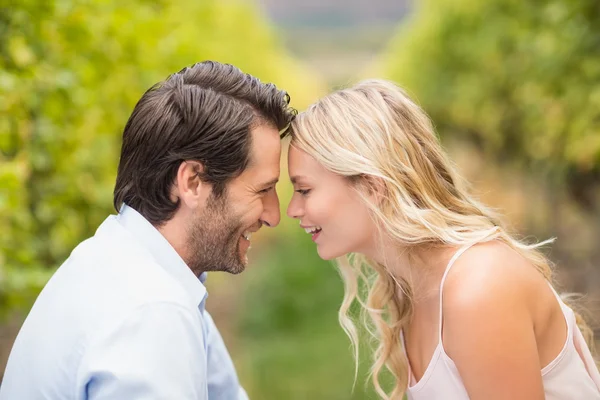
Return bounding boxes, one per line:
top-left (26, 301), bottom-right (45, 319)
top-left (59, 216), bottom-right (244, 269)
top-left (287, 146), bottom-right (377, 260)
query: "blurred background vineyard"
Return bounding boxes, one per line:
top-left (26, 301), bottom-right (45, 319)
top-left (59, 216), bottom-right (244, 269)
top-left (1, 0), bottom-right (599, 398)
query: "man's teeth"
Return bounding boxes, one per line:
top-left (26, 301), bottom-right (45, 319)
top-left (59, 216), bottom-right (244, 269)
top-left (243, 232), bottom-right (252, 241)
top-left (304, 226), bottom-right (322, 234)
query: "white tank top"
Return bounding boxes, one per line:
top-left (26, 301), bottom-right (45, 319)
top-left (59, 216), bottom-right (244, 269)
top-left (402, 244), bottom-right (600, 400)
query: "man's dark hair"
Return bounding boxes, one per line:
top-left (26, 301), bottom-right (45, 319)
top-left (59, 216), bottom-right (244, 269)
top-left (113, 61), bottom-right (296, 225)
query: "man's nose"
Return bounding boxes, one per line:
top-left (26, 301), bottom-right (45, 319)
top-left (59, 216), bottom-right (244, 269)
top-left (260, 191), bottom-right (281, 227)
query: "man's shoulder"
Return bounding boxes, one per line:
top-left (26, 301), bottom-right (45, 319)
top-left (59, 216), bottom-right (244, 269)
top-left (50, 216), bottom-right (198, 317)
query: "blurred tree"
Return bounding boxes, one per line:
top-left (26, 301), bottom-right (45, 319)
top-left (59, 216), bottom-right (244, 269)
top-left (382, 0), bottom-right (600, 210)
top-left (237, 225), bottom-right (391, 400)
top-left (0, 0), bottom-right (323, 316)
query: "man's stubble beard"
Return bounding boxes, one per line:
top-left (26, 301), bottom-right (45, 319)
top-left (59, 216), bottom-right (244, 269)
top-left (185, 193), bottom-right (247, 276)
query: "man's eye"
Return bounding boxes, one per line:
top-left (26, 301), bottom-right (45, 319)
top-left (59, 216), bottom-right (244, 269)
top-left (258, 187), bottom-right (274, 194)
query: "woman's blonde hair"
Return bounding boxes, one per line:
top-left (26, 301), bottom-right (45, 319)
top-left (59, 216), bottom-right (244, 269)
top-left (288, 79), bottom-right (596, 399)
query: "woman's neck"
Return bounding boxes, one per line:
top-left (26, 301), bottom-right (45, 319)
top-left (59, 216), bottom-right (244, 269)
top-left (366, 239), bottom-right (458, 304)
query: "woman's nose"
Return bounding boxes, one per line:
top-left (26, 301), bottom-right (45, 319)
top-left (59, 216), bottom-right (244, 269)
top-left (286, 196), bottom-right (303, 219)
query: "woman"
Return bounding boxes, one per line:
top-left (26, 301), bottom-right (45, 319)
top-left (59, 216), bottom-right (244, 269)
top-left (286, 79), bottom-right (600, 399)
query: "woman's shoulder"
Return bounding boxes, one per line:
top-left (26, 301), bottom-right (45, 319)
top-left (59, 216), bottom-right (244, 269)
top-left (436, 242), bottom-right (558, 397)
top-left (444, 240), bottom-right (545, 306)
top-left (441, 240), bottom-right (548, 332)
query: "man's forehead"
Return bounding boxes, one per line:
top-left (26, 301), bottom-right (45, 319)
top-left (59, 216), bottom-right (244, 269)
top-left (246, 126), bottom-right (281, 166)
top-left (232, 123), bottom-right (279, 183)
top-left (249, 123), bottom-right (281, 153)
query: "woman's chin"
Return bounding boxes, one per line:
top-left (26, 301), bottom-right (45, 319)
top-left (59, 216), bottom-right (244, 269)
top-left (316, 246), bottom-right (344, 261)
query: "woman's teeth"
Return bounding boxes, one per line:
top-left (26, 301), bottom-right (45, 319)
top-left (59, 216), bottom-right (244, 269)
top-left (304, 226), bottom-right (322, 234)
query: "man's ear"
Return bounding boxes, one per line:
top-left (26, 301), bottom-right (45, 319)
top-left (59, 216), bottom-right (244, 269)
top-left (172, 161), bottom-right (207, 210)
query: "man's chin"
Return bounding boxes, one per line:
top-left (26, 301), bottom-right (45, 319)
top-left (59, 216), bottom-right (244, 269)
top-left (225, 255), bottom-right (247, 275)
top-left (228, 267), bottom-right (245, 275)
top-left (226, 263), bottom-right (246, 275)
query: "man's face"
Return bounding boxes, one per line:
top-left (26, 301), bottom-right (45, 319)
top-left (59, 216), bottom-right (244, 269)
top-left (186, 123), bottom-right (282, 274)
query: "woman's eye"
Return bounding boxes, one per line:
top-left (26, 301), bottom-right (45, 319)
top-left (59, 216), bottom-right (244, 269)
top-left (295, 189), bottom-right (311, 196)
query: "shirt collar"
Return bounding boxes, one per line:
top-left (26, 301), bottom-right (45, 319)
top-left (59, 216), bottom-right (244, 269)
top-left (116, 204), bottom-right (208, 310)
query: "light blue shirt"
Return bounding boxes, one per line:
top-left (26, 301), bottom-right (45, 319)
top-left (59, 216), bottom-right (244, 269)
top-left (0, 205), bottom-right (249, 400)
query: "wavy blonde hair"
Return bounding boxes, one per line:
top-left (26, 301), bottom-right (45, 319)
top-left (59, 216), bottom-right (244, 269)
top-left (288, 79), bottom-right (596, 399)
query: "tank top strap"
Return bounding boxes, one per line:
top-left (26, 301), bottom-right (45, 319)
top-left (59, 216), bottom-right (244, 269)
top-left (437, 243), bottom-right (477, 342)
top-left (546, 281), bottom-right (564, 304)
top-left (545, 281), bottom-right (575, 332)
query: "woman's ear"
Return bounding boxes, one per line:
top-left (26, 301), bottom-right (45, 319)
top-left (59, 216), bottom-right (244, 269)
top-left (172, 161), bottom-right (207, 210)
top-left (357, 174), bottom-right (387, 206)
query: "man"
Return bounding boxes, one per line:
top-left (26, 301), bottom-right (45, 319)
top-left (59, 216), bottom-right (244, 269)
top-left (0, 61), bottom-right (296, 399)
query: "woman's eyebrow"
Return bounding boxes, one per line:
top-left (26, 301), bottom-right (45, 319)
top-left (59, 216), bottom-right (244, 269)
top-left (290, 175), bottom-right (306, 184)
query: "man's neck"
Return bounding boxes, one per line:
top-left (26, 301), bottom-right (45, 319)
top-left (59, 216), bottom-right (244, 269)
top-left (156, 212), bottom-right (191, 271)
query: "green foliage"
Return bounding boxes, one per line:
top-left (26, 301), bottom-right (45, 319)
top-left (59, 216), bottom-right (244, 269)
top-left (0, 0), bottom-right (323, 314)
top-left (382, 0), bottom-right (600, 206)
top-left (237, 223), bottom-right (390, 400)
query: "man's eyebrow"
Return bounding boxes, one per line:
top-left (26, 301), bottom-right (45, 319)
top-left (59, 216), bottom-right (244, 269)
top-left (260, 178), bottom-right (279, 188)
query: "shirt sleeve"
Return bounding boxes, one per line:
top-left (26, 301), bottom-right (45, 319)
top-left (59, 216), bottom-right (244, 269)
top-left (77, 302), bottom-right (208, 400)
top-left (203, 311), bottom-right (249, 400)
